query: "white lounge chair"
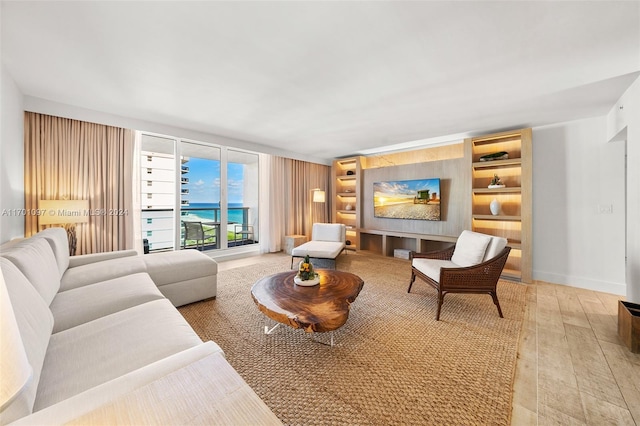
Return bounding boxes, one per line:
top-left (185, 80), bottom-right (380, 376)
top-left (291, 223), bottom-right (346, 269)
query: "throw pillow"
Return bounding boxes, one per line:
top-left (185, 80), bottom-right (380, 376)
top-left (451, 230), bottom-right (492, 267)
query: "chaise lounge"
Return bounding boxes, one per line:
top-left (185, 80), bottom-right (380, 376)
top-left (290, 223), bottom-right (346, 269)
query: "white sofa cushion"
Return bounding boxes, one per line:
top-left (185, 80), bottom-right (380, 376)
top-left (32, 227), bottom-right (69, 279)
top-left (411, 258), bottom-right (459, 283)
top-left (0, 259), bottom-right (53, 423)
top-left (11, 343), bottom-right (224, 425)
top-left (141, 250), bottom-right (218, 306)
top-left (35, 299), bottom-right (203, 411)
top-left (1, 238), bottom-right (61, 305)
top-left (50, 273), bottom-right (165, 333)
top-left (142, 250), bottom-right (218, 287)
top-left (483, 235), bottom-right (508, 261)
top-left (60, 256), bottom-right (147, 291)
top-left (450, 230), bottom-right (492, 267)
top-left (68, 249), bottom-right (139, 268)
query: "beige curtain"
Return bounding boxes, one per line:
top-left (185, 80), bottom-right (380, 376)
top-left (24, 112), bottom-right (134, 254)
top-left (259, 154), bottom-right (330, 253)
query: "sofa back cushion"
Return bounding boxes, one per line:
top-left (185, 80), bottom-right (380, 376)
top-left (1, 238), bottom-right (61, 305)
top-left (312, 223), bottom-right (346, 243)
top-left (0, 258), bottom-right (53, 423)
top-left (451, 230), bottom-right (492, 267)
top-left (33, 227), bottom-right (69, 279)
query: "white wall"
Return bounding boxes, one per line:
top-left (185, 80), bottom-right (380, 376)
top-left (23, 96), bottom-right (331, 166)
top-left (607, 77), bottom-right (640, 303)
top-left (533, 116), bottom-right (627, 295)
top-left (0, 66), bottom-right (25, 243)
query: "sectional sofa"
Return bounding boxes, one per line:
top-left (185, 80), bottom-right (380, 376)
top-left (0, 228), bottom-right (281, 425)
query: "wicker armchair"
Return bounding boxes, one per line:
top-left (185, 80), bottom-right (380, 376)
top-left (408, 231), bottom-right (511, 320)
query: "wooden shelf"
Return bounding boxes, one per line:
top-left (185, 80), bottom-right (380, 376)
top-left (332, 156), bottom-right (364, 252)
top-left (508, 242), bottom-right (522, 250)
top-left (467, 128), bottom-right (532, 283)
top-left (472, 158), bottom-right (522, 169)
top-left (472, 187), bottom-right (521, 194)
top-left (473, 214), bottom-right (521, 221)
top-left (336, 159), bottom-right (357, 167)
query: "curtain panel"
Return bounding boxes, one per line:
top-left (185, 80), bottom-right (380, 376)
top-left (259, 155), bottom-right (331, 253)
top-left (24, 112), bottom-right (134, 254)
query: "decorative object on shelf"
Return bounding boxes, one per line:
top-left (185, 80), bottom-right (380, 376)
top-left (344, 189), bottom-right (352, 193)
top-left (488, 174), bottom-right (505, 189)
top-left (490, 198), bottom-right (501, 216)
top-left (345, 240), bottom-right (351, 246)
top-left (345, 203), bottom-right (353, 211)
top-left (346, 170), bottom-right (355, 175)
top-left (479, 151), bottom-right (509, 162)
top-left (295, 255), bottom-right (319, 286)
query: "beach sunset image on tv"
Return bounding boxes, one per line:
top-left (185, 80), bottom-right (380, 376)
top-left (373, 178), bottom-right (441, 221)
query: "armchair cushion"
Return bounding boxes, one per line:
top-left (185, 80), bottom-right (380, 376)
top-left (411, 259), bottom-right (458, 283)
top-left (483, 236), bottom-right (508, 262)
top-left (450, 230), bottom-right (492, 267)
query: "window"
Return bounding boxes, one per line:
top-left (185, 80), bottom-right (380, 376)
top-left (138, 132), bottom-right (259, 252)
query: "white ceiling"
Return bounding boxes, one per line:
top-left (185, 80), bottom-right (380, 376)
top-left (2, 1), bottom-right (639, 162)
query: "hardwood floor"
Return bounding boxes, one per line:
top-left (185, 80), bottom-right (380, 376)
top-left (216, 253), bottom-right (640, 425)
top-left (511, 281), bottom-right (640, 426)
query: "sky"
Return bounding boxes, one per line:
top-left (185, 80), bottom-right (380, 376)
top-left (184, 158), bottom-right (244, 204)
top-left (373, 178), bottom-right (440, 204)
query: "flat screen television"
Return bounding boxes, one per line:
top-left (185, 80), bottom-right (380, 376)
top-left (373, 178), bottom-right (441, 221)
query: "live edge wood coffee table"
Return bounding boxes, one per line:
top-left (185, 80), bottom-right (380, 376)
top-left (251, 270), bottom-right (364, 346)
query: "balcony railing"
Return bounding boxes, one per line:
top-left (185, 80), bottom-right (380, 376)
top-left (142, 206), bottom-right (256, 252)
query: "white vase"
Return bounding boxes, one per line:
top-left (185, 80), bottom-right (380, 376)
top-left (490, 198), bottom-right (501, 216)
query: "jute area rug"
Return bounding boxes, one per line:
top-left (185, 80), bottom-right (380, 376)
top-left (179, 252), bottom-right (527, 426)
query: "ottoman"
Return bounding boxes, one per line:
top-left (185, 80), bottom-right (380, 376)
top-left (143, 249), bottom-right (218, 307)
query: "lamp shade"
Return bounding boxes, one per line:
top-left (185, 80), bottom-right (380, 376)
top-left (0, 273), bottom-right (32, 412)
top-left (38, 200), bottom-right (89, 225)
top-left (313, 190), bottom-right (326, 203)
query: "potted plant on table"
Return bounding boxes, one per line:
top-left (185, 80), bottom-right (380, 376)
top-left (295, 255), bottom-right (320, 286)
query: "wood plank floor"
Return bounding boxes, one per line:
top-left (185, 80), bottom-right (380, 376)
top-left (216, 253), bottom-right (640, 425)
top-left (511, 281), bottom-right (640, 426)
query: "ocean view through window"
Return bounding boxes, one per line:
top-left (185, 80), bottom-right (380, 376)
top-left (139, 132), bottom-right (259, 252)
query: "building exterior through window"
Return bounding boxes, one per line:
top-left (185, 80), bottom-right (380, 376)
top-left (139, 133), bottom-right (259, 252)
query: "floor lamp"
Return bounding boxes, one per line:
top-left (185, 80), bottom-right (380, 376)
top-left (312, 189), bottom-right (326, 224)
top-left (38, 199), bottom-right (89, 256)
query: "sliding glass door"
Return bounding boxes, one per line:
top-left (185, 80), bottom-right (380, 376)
top-left (179, 142), bottom-right (221, 250)
top-left (227, 149), bottom-right (259, 247)
top-left (139, 132), bottom-right (258, 252)
top-left (140, 134), bottom-right (177, 252)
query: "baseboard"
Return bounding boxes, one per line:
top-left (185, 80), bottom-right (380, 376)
top-left (533, 270), bottom-right (626, 296)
